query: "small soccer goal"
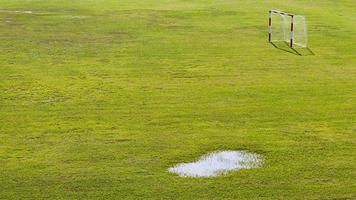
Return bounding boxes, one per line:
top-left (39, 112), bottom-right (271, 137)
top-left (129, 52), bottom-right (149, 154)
top-left (268, 10), bottom-right (308, 48)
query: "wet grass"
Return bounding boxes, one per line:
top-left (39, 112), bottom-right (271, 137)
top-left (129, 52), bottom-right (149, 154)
top-left (0, 0), bottom-right (355, 199)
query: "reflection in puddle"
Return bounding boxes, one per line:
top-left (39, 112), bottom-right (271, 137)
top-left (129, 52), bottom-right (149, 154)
top-left (169, 151), bottom-right (263, 177)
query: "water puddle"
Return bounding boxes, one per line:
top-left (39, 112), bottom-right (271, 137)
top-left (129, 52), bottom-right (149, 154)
top-left (168, 150), bottom-right (263, 177)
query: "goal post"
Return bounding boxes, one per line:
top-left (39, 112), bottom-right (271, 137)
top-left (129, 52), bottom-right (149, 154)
top-left (268, 10), bottom-right (308, 48)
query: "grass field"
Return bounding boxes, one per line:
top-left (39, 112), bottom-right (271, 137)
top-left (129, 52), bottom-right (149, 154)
top-left (0, 0), bottom-right (355, 199)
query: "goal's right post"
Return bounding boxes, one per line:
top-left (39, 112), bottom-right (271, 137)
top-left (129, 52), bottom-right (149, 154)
top-left (290, 15), bottom-right (294, 48)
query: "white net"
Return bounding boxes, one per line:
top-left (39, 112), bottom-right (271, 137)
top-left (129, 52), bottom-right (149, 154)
top-left (270, 12), bottom-right (308, 47)
top-left (293, 15), bottom-right (308, 47)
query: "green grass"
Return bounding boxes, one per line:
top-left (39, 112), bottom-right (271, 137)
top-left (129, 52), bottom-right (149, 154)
top-left (0, 0), bottom-right (355, 199)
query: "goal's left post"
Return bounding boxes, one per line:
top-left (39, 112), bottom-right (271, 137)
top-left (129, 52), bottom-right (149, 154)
top-left (268, 10), bottom-right (272, 42)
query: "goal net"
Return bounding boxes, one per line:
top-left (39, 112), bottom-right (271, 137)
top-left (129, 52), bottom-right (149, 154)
top-left (268, 10), bottom-right (308, 48)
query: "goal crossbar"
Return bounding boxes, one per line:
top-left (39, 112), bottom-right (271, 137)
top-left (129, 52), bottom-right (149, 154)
top-left (270, 10), bottom-right (294, 17)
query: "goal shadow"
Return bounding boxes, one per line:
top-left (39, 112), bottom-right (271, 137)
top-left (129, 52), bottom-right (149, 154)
top-left (270, 41), bottom-right (314, 56)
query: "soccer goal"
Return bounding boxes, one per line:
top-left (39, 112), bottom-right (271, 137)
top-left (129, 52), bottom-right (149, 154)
top-left (268, 10), bottom-right (307, 48)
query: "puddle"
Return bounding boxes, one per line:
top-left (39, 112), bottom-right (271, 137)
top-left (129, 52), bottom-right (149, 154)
top-left (168, 151), bottom-right (263, 177)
